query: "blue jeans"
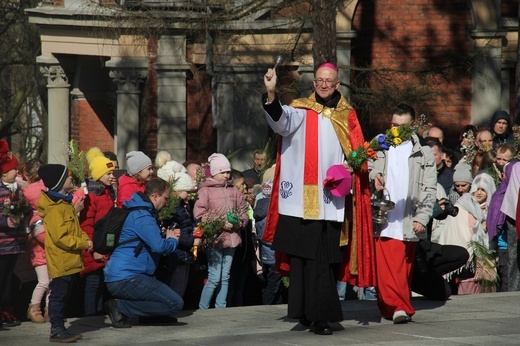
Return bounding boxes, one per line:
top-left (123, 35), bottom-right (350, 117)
top-left (49, 274), bottom-right (75, 334)
top-left (106, 274), bottom-right (183, 318)
top-left (84, 269), bottom-right (104, 316)
top-left (199, 247), bottom-right (235, 309)
top-left (336, 281), bottom-right (347, 301)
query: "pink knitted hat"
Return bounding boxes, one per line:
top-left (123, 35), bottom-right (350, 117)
top-left (208, 153), bottom-right (231, 176)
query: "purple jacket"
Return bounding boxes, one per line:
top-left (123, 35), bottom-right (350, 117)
top-left (194, 178), bottom-right (248, 249)
top-left (487, 161), bottom-right (518, 240)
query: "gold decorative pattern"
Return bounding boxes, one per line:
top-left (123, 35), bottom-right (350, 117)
top-left (303, 185), bottom-right (320, 220)
top-left (290, 93), bottom-right (354, 158)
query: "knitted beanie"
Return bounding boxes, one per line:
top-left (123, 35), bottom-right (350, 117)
top-left (156, 160), bottom-right (187, 182)
top-left (0, 140), bottom-right (18, 174)
top-left (126, 151), bottom-right (152, 176)
top-left (38, 164), bottom-right (69, 192)
top-left (453, 163), bottom-right (473, 184)
top-left (155, 150), bottom-right (172, 168)
top-left (87, 147), bottom-right (115, 181)
top-left (173, 172), bottom-right (194, 191)
top-left (208, 153), bottom-right (231, 176)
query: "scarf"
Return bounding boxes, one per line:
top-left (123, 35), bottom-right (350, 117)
top-left (47, 190), bottom-right (74, 203)
top-left (457, 193), bottom-right (488, 249)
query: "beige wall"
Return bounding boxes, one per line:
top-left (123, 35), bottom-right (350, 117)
top-left (39, 27), bottom-right (147, 58)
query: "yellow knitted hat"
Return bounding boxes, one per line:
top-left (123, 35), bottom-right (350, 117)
top-left (87, 147), bottom-right (115, 181)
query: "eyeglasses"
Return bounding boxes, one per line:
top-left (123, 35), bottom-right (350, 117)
top-left (314, 78), bottom-right (338, 87)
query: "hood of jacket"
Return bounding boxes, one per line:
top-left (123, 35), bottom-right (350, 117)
top-left (118, 173), bottom-right (144, 190)
top-left (123, 191), bottom-right (156, 215)
top-left (23, 180), bottom-right (45, 210)
top-left (199, 177), bottom-right (232, 189)
top-left (490, 110), bottom-right (512, 138)
top-left (87, 178), bottom-right (116, 199)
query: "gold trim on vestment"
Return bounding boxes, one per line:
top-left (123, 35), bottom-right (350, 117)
top-left (303, 185), bottom-right (320, 220)
top-left (290, 93), bottom-right (356, 248)
top-left (290, 93), bottom-right (354, 157)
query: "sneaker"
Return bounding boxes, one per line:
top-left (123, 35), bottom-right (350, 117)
top-left (392, 310), bottom-right (411, 324)
top-left (104, 299), bottom-right (132, 328)
top-left (49, 329), bottom-right (82, 343)
top-left (0, 310), bottom-right (21, 327)
top-left (364, 287), bottom-right (377, 301)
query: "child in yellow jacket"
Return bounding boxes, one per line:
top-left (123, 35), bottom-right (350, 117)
top-left (38, 164), bottom-right (92, 343)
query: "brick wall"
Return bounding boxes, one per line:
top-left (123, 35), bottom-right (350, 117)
top-left (72, 98), bottom-right (115, 153)
top-left (502, 0), bottom-right (518, 17)
top-left (351, 0), bottom-right (474, 147)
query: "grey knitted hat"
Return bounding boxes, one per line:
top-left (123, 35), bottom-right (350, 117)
top-left (126, 151), bottom-right (152, 176)
top-left (453, 163), bottom-right (473, 184)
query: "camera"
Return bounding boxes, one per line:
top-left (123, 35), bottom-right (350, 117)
top-left (442, 200), bottom-right (459, 217)
top-left (161, 222), bottom-right (179, 238)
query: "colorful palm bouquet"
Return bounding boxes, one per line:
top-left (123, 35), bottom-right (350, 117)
top-left (1, 188), bottom-right (32, 225)
top-left (347, 123), bottom-right (414, 170)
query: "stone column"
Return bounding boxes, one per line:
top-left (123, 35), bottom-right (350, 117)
top-left (336, 32), bottom-right (356, 99)
top-left (106, 58), bottom-right (148, 169)
top-left (155, 35), bottom-right (191, 163)
top-left (38, 56), bottom-right (70, 164)
top-left (469, 31), bottom-right (507, 126)
top-left (336, 1), bottom-right (358, 99)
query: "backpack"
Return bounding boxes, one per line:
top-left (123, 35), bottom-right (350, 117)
top-left (92, 206), bottom-right (149, 255)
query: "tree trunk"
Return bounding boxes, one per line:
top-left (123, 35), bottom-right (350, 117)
top-left (311, 0), bottom-right (341, 69)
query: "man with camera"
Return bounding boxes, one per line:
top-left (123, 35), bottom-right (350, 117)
top-left (103, 178), bottom-right (182, 328)
top-left (411, 184), bottom-right (469, 301)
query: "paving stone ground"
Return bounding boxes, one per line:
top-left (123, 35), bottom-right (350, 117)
top-left (2, 292), bottom-right (520, 345)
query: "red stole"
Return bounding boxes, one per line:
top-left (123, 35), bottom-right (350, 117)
top-left (262, 99), bottom-right (376, 287)
top-left (303, 110), bottom-right (320, 219)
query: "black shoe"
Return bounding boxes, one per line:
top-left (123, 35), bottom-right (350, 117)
top-left (49, 329), bottom-right (82, 343)
top-left (104, 299), bottom-right (132, 328)
top-left (313, 321), bottom-right (332, 335)
top-left (139, 316), bottom-right (178, 325)
top-left (0, 311), bottom-right (21, 327)
top-left (299, 316), bottom-right (312, 327)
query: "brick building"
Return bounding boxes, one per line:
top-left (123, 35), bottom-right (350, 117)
top-left (26, 0), bottom-right (519, 169)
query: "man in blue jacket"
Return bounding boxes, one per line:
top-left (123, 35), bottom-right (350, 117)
top-left (104, 178), bottom-right (181, 328)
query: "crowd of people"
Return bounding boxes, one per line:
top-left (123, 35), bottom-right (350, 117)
top-left (1, 61), bottom-right (520, 342)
